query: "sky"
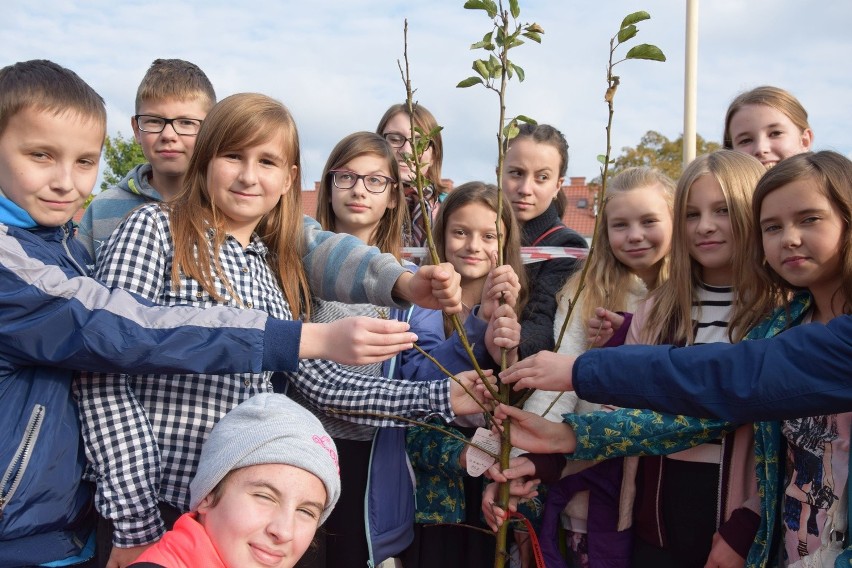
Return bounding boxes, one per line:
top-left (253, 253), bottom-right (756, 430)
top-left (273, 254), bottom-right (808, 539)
top-left (4, 1), bottom-right (851, 190)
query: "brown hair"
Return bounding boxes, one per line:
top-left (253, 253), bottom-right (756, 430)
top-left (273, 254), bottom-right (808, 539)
top-left (376, 103), bottom-right (446, 197)
top-left (512, 123), bottom-right (570, 179)
top-left (169, 93), bottom-right (309, 318)
top-left (135, 58), bottom-right (216, 113)
top-left (732, 151), bottom-right (852, 337)
top-left (0, 59), bottom-right (106, 138)
top-left (723, 86), bottom-right (810, 150)
top-left (430, 181), bottom-right (527, 334)
top-left (315, 132), bottom-right (405, 258)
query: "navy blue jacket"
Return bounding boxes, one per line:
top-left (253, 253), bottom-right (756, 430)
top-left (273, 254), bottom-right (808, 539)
top-left (0, 197), bottom-right (298, 567)
top-left (574, 313), bottom-right (852, 421)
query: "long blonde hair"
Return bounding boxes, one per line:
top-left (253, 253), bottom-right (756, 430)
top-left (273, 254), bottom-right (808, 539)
top-left (315, 132), bottom-right (405, 258)
top-left (641, 151), bottom-right (765, 345)
top-left (169, 93), bottom-right (310, 317)
top-left (557, 167), bottom-right (675, 330)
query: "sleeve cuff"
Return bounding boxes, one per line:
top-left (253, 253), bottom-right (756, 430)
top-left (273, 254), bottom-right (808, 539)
top-left (262, 319), bottom-right (302, 372)
top-left (717, 507), bottom-right (761, 559)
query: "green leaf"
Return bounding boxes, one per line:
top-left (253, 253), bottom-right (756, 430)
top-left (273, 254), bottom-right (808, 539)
top-left (597, 154), bottom-right (608, 165)
top-left (457, 76), bottom-right (484, 88)
top-left (495, 26), bottom-right (505, 46)
top-left (508, 38), bottom-right (524, 49)
top-left (473, 59), bottom-right (489, 79)
top-left (509, 0), bottom-right (520, 19)
top-left (471, 39), bottom-right (492, 50)
top-left (463, 0), bottom-right (488, 12)
top-left (526, 22), bottom-right (544, 34)
top-left (617, 24), bottom-right (637, 44)
top-left (428, 126), bottom-right (444, 138)
top-left (625, 43), bottom-right (666, 62)
top-left (503, 121), bottom-right (520, 140)
top-left (487, 54), bottom-right (502, 77)
top-left (512, 63), bottom-right (525, 82)
top-left (620, 11), bottom-right (650, 28)
top-left (515, 114), bottom-right (537, 125)
top-left (483, 0), bottom-right (498, 18)
top-left (521, 31), bottom-right (542, 43)
top-left (506, 64), bottom-right (513, 79)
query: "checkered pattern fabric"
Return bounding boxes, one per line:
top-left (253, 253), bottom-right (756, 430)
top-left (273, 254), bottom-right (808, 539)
top-left (73, 204), bottom-right (452, 547)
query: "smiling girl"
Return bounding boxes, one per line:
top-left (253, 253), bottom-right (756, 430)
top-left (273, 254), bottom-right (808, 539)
top-left (74, 96), bottom-right (486, 567)
top-left (723, 86), bottom-right (813, 169)
top-left (732, 151), bottom-right (852, 567)
top-left (376, 103), bottom-right (447, 248)
top-left (521, 167), bottom-right (675, 567)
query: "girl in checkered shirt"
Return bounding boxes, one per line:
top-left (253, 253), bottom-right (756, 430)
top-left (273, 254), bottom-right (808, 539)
top-left (74, 94), bottom-right (488, 568)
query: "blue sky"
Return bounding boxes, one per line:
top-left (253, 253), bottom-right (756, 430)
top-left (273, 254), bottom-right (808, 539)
top-left (4, 1), bottom-right (851, 189)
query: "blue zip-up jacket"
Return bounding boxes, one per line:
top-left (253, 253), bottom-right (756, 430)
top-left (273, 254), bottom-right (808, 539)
top-left (573, 312), bottom-right (852, 422)
top-left (0, 196), bottom-right (302, 567)
top-left (366, 307), bottom-right (491, 566)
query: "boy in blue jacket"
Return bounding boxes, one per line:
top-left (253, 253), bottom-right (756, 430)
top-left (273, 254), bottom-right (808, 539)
top-left (0, 59), bottom-right (475, 568)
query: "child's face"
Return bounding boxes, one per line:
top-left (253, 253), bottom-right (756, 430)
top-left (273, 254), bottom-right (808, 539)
top-left (206, 132), bottom-right (297, 246)
top-left (502, 138), bottom-right (564, 223)
top-left (685, 174), bottom-right (734, 286)
top-left (381, 112), bottom-right (433, 184)
top-left (728, 104), bottom-right (813, 169)
top-left (443, 202), bottom-right (501, 285)
top-left (0, 107), bottom-right (103, 226)
top-left (197, 463), bottom-right (327, 568)
top-left (606, 183), bottom-right (673, 285)
top-left (133, 97), bottom-right (209, 184)
top-left (329, 153), bottom-right (396, 243)
top-left (759, 178), bottom-right (845, 301)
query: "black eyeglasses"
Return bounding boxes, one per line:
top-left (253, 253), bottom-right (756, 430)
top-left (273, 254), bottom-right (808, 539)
top-left (383, 132), bottom-right (429, 150)
top-left (329, 170), bottom-right (396, 194)
top-left (134, 115), bottom-right (203, 136)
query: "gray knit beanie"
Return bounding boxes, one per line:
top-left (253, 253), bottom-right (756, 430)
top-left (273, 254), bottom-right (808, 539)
top-left (189, 393), bottom-right (341, 524)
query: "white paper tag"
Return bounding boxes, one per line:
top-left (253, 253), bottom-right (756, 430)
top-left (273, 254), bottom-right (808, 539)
top-left (466, 428), bottom-right (499, 477)
top-left (465, 427), bottom-right (525, 477)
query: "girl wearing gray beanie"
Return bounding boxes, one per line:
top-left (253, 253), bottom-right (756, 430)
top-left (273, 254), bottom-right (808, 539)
top-left (129, 394), bottom-right (341, 568)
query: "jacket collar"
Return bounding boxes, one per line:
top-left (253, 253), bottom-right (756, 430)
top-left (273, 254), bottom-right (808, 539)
top-left (0, 193), bottom-right (38, 229)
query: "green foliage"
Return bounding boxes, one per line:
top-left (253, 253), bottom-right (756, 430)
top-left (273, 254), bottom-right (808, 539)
top-left (604, 130), bottom-right (722, 181)
top-left (100, 132), bottom-right (145, 192)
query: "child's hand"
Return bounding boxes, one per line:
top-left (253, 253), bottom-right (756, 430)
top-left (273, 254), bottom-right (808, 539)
top-left (587, 307), bottom-right (624, 347)
top-left (299, 317), bottom-right (416, 364)
top-left (485, 303), bottom-right (520, 366)
top-left (491, 403), bottom-right (576, 454)
top-left (449, 369), bottom-right (496, 415)
top-left (704, 532), bottom-right (745, 568)
top-left (485, 455), bottom-right (536, 483)
top-left (499, 351), bottom-right (575, 392)
top-left (481, 477), bottom-right (540, 531)
top-left (480, 258), bottom-right (521, 320)
top-left (395, 262), bottom-right (462, 314)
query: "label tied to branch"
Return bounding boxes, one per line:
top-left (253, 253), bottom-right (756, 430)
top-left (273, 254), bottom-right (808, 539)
top-left (466, 427), bottom-right (524, 477)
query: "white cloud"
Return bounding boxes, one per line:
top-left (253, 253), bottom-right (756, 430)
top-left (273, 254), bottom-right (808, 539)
top-left (3, 0), bottom-right (850, 188)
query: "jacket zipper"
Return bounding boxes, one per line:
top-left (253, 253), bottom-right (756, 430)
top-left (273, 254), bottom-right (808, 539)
top-left (62, 225), bottom-right (87, 275)
top-left (0, 404), bottom-right (45, 518)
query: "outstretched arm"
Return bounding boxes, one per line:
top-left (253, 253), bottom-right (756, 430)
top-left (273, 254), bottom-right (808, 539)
top-left (573, 316), bottom-right (852, 421)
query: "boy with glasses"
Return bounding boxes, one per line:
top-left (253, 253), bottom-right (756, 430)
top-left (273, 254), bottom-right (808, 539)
top-left (78, 59), bottom-right (214, 260)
